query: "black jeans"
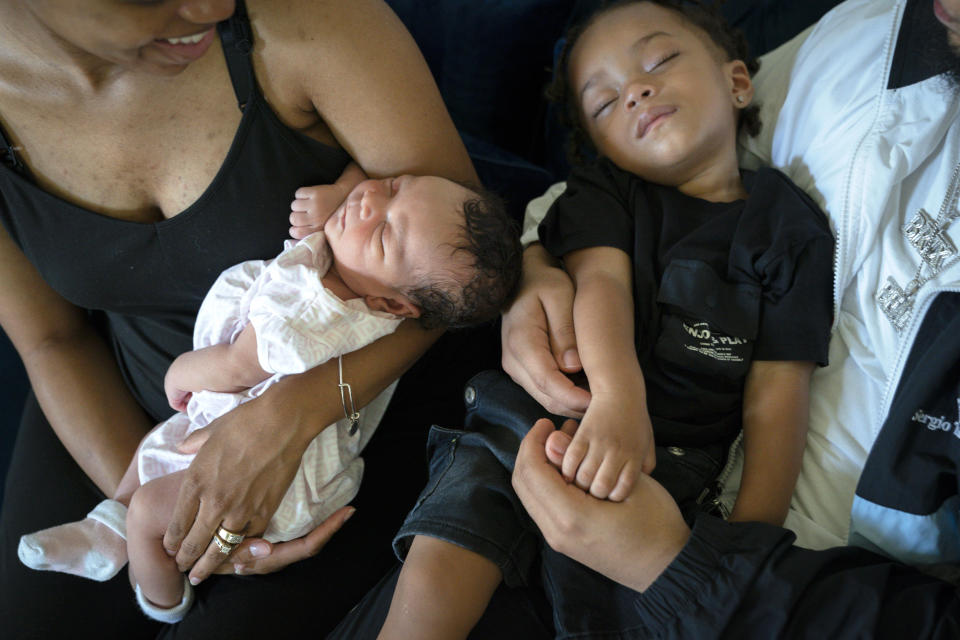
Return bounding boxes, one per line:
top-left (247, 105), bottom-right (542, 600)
top-left (332, 370), bottom-right (726, 639)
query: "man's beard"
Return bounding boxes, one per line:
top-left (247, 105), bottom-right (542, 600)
top-left (939, 33), bottom-right (960, 88)
top-left (920, 15), bottom-right (960, 89)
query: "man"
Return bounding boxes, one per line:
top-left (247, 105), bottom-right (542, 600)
top-left (512, 0), bottom-right (960, 636)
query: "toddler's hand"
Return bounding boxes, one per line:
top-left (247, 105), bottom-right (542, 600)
top-left (560, 391), bottom-right (655, 502)
top-left (289, 163), bottom-right (366, 239)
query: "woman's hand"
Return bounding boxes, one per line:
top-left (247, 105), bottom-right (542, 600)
top-left (213, 507), bottom-right (356, 576)
top-left (162, 389), bottom-right (316, 585)
top-left (501, 245), bottom-right (591, 417)
top-left (512, 419), bottom-right (690, 593)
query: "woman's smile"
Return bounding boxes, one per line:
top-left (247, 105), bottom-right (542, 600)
top-left (150, 28), bottom-right (216, 63)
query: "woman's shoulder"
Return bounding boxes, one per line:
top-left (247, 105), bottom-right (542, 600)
top-left (238, 0), bottom-right (406, 130)
top-left (244, 0), bottom-right (416, 99)
top-left (247, 0), bottom-right (396, 56)
top-left (243, 0), bottom-right (474, 181)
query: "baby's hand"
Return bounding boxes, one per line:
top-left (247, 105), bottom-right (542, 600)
top-left (164, 360), bottom-right (191, 413)
top-left (289, 185), bottom-right (343, 239)
top-left (289, 163), bottom-right (366, 239)
top-left (560, 391), bottom-right (655, 501)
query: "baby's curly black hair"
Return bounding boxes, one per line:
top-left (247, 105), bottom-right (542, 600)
top-left (546, 0), bottom-right (761, 166)
top-left (402, 186), bottom-right (522, 330)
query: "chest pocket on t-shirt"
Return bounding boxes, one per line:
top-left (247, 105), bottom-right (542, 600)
top-left (653, 259), bottom-right (759, 381)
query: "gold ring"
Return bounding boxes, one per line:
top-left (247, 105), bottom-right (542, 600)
top-left (216, 526), bottom-right (245, 545)
top-left (212, 534), bottom-right (235, 555)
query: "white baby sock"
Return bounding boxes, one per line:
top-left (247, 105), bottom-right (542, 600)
top-left (18, 498), bottom-right (128, 582)
top-left (135, 575), bottom-right (195, 624)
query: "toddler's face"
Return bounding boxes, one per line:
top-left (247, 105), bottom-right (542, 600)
top-left (569, 2), bottom-right (750, 186)
top-left (324, 175), bottom-right (472, 309)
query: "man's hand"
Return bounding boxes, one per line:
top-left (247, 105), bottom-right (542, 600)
top-left (501, 245), bottom-right (591, 417)
top-left (513, 419), bottom-right (689, 593)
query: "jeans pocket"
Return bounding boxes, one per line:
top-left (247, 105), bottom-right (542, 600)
top-left (652, 444), bottom-right (725, 520)
top-left (412, 425), bottom-right (466, 510)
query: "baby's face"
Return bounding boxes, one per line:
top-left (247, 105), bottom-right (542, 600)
top-left (324, 175), bottom-right (472, 306)
top-left (570, 2), bottom-right (749, 186)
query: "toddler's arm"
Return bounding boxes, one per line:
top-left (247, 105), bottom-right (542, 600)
top-left (728, 360), bottom-right (815, 525)
top-left (559, 246), bottom-right (655, 502)
top-left (289, 162), bottom-right (367, 239)
top-left (164, 324), bottom-right (269, 411)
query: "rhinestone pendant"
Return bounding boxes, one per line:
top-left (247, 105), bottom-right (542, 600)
top-left (876, 276), bottom-right (915, 331)
top-left (904, 208), bottom-right (957, 273)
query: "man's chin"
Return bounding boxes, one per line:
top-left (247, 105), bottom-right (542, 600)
top-left (925, 18), bottom-right (960, 89)
top-left (950, 29), bottom-right (960, 54)
top-left (944, 36), bottom-right (960, 89)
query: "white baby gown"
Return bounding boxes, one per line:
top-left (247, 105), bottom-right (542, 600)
top-left (137, 232), bottom-right (402, 541)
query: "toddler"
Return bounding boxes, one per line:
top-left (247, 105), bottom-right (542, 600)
top-left (18, 164), bottom-right (522, 623)
top-left (376, 2), bottom-right (835, 638)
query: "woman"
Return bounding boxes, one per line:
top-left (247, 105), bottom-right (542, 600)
top-left (0, 0), bottom-right (480, 635)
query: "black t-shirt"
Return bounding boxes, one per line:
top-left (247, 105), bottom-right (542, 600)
top-left (539, 160), bottom-right (834, 446)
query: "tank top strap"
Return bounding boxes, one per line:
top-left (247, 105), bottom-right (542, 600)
top-left (0, 120), bottom-right (29, 178)
top-left (217, 0), bottom-right (256, 111)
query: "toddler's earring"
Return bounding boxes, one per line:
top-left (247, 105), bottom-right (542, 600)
top-left (736, 95), bottom-right (745, 104)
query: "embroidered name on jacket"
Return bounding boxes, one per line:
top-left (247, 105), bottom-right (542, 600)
top-left (911, 400), bottom-right (960, 438)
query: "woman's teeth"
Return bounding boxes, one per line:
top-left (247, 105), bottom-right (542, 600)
top-left (163, 32), bottom-right (207, 45)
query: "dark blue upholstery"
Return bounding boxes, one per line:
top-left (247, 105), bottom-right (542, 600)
top-left (385, 0), bottom-right (578, 161)
top-left (384, 0), bottom-right (592, 221)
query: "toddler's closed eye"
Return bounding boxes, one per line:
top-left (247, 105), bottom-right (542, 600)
top-left (648, 51), bottom-right (679, 71)
top-left (592, 98), bottom-right (616, 119)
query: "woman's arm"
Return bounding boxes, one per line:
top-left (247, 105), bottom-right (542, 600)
top-left (164, 0), bottom-right (478, 582)
top-left (0, 224), bottom-right (151, 495)
top-left (729, 360), bottom-right (815, 525)
top-left (249, 0), bottom-right (476, 183)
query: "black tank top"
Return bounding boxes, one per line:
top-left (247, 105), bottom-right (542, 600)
top-left (0, 3), bottom-right (351, 422)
